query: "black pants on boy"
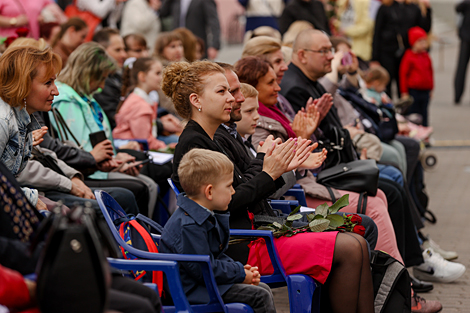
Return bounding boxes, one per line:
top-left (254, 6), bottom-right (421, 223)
top-left (221, 282), bottom-right (276, 313)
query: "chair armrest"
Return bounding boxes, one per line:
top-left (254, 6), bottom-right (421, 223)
top-left (229, 229), bottom-right (286, 279)
top-left (284, 189), bottom-right (307, 207)
top-left (107, 258), bottom-right (191, 312)
top-left (136, 213), bottom-right (164, 234)
top-left (269, 200), bottom-right (299, 214)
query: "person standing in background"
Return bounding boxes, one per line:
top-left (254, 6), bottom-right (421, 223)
top-left (159, 0), bottom-right (221, 59)
top-left (454, 0), bottom-right (470, 105)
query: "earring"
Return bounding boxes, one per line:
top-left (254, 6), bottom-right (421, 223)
top-left (198, 107), bottom-right (202, 112)
top-left (23, 98), bottom-right (26, 109)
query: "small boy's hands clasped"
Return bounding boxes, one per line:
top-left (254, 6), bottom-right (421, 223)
top-left (243, 264), bottom-right (260, 286)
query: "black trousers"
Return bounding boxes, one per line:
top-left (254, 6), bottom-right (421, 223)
top-left (454, 39), bottom-right (470, 103)
top-left (109, 274), bottom-right (162, 313)
top-left (378, 178), bottom-right (423, 267)
top-left (379, 52), bottom-right (403, 99)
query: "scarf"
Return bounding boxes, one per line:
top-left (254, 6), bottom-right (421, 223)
top-left (257, 101), bottom-right (297, 138)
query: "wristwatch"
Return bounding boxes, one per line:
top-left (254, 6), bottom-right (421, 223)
top-left (9, 17), bottom-right (17, 27)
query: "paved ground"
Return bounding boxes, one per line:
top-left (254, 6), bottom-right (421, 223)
top-left (213, 9), bottom-right (470, 312)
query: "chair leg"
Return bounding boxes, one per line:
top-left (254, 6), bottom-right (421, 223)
top-left (286, 274), bottom-right (320, 313)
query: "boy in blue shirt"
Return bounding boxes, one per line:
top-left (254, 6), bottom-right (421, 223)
top-left (160, 148), bottom-right (276, 313)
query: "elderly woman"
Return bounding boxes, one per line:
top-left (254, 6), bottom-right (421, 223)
top-left (49, 42), bottom-right (160, 216)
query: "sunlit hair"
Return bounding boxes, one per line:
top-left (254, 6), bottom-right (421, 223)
top-left (58, 42), bottom-right (117, 95)
top-left (154, 32), bottom-right (183, 60)
top-left (242, 36), bottom-right (282, 59)
top-left (9, 37), bottom-right (48, 50)
top-left (362, 66), bottom-right (390, 85)
top-left (51, 17), bottom-right (88, 48)
top-left (162, 61), bottom-right (224, 119)
top-left (240, 83), bottom-right (258, 99)
top-left (234, 56), bottom-right (271, 88)
top-left (0, 44), bottom-right (61, 107)
top-left (243, 26), bottom-right (281, 44)
top-left (178, 148), bottom-right (234, 197)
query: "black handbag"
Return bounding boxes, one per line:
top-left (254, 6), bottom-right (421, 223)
top-left (34, 205), bottom-right (119, 313)
top-left (318, 126), bottom-right (358, 169)
top-left (317, 159), bottom-right (379, 196)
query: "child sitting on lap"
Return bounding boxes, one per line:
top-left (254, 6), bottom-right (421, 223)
top-left (160, 148), bottom-right (276, 313)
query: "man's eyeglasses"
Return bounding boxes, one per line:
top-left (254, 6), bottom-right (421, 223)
top-left (303, 47), bottom-right (335, 57)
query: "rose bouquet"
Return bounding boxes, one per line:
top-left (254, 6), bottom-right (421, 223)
top-left (258, 194), bottom-right (365, 238)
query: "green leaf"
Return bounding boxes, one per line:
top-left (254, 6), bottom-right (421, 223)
top-left (314, 214), bottom-right (324, 220)
top-left (306, 213), bottom-right (315, 222)
top-left (287, 214), bottom-right (303, 221)
top-left (326, 214), bottom-right (345, 227)
top-left (273, 222), bottom-right (283, 229)
top-left (315, 203), bottom-right (329, 217)
top-left (289, 205), bottom-right (301, 216)
top-left (309, 219), bottom-right (330, 232)
top-left (257, 226), bottom-right (276, 231)
top-left (329, 194), bottom-right (350, 214)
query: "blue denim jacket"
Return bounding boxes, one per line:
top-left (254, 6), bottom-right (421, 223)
top-left (0, 98), bottom-right (40, 204)
top-left (160, 194), bottom-right (245, 304)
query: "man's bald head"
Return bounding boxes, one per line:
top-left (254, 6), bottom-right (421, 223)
top-left (292, 29), bottom-right (326, 53)
top-left (291, 29), bottom-right (333, 81)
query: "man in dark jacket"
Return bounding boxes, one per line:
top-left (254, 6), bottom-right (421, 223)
top-left (279, 0), bottom-right (331, 35)
top-left (454, 0), bottom-right (470, 104)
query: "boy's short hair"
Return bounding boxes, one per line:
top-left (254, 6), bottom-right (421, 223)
top-left (240, 83), bottom-right (258, 99)
top-left (363, 66), bottom-right (390, 85)
top-left (178, 149), bottom-right (234, 197)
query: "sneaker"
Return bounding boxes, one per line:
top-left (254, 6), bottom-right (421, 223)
top-left (422, 238), bottom-right (458, 261)
top-left (411, 292), bottom-right (442, 313)
top-left (414, 249), bottom-right (466, 283)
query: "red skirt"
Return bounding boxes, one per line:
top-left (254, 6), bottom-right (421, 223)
top-left (247, 231), bottom-right (337, 284)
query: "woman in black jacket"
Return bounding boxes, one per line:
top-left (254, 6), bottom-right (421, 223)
top-left (371, 0), bottom-right (431, 97)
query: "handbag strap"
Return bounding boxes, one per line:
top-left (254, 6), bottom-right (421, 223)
top-left (357, 192), bottom-right (368, 215)
top-left (326, 186), bottom-right (337, 203)
top-left (51, 107), bottom-right (83, 149)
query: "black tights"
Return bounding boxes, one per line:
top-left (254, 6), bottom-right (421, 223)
top-left (321, 232), bottom-right (374, 313)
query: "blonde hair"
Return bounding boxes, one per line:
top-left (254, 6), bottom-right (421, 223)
top-left (162, 61), bottom-right (224, 119)
top-left (282, 21), bottom-right (314, 47)
top-left (242, 36), bottom-right (282, 59)
top-left (9, 38), bottom-right (47, 50)
top-left (178, 148), bottom-right (234, 197)
top-left (58, 42), bottom-right (117, 95)
top-left (240, 83), bottom-right (258, 99)
top-left (362, 66), bottom-right (390, 85)
top-left (0, 44), bottom-right (61, 107)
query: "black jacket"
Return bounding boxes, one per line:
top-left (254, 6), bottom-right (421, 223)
top-left (372, 1), bottom-right (432, 61)
top-left (457, 0), bottom-right (470, 41)
top-left (173, 120), bottom-right (284, 262)
top-left (279, 0), bottom-right (331, 35)
top-left (94, 72), bottom-right (123, 129)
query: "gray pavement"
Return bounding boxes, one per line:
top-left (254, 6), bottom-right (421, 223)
top-left (213, 8), bottom-right (470, 312)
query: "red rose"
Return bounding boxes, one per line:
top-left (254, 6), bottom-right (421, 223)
top-left (15, 27), bottom-right (29, 38)
top-left (353, 225), bottom-right (366, 236)
top-left (4, 36), bottom-right (17, 48)
top-left (351, 214), bottom-right (362, 225)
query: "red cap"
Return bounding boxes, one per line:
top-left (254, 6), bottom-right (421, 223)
top-left (408, 26), bottom-right (427, 46)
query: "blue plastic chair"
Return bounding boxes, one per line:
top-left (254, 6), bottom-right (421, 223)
top-left (159, 182), bottom-right (322, 313)
top-left (284, 184), bottom-right (308, 207)
top-left (94, 190), bottom-right (253, 313)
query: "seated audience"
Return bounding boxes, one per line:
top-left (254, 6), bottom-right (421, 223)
top-left (161, 148), bottom-right (276, 312)
top-left (164, 60), bottom-right (375, 313)
top-left (51, 17), bottom-right (89, 68)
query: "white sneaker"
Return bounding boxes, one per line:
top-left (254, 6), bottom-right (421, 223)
top-left (414, 249), bottom-right (466, 283)
top-left (422, 238), bottom-right (458, 261)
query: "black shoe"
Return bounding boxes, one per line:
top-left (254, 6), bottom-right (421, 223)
top-left (410, 275), bottom-right (434, 293)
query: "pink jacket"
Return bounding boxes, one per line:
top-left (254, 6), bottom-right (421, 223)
top-left (113, 92), bottom-right (166, 150)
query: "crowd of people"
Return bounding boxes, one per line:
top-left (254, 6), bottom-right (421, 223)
top-left (0, 0), bottom-right (466, 313)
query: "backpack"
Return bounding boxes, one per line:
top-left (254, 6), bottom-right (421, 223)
top-left (370, 250), bottom-right (411, 313)
top-left (115, 214), bottom-right (164, 295)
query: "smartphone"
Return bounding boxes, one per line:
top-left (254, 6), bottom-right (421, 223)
top-left (341, 52), bottom-right (353, 66)
top-left (89, 130), bottom-right (107, 147)
top-left (128, 158), bottom-right (151, 168)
